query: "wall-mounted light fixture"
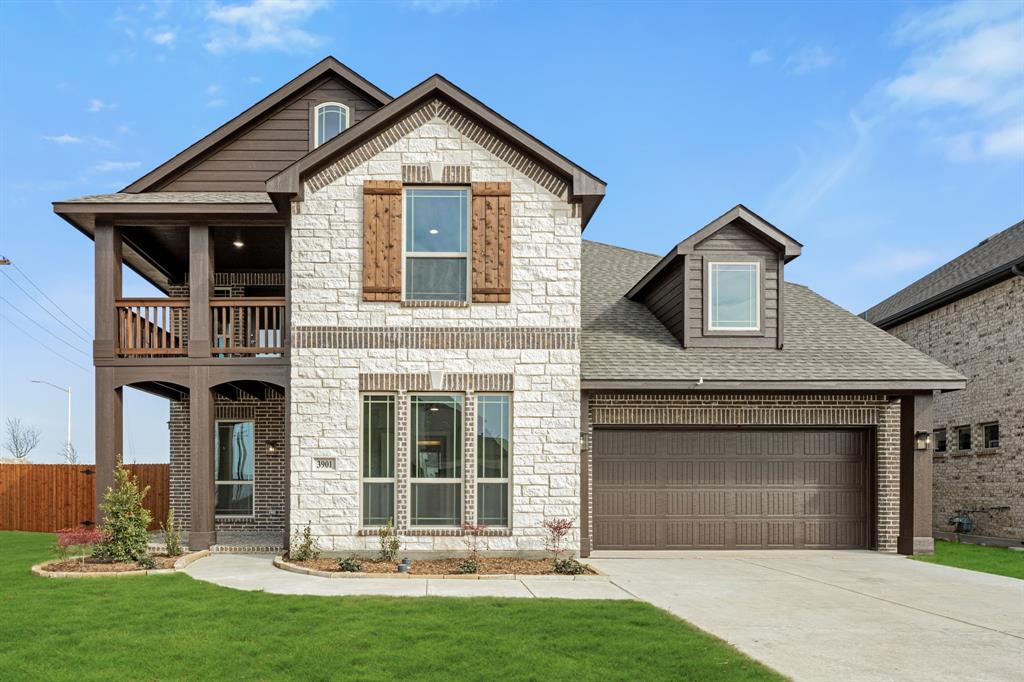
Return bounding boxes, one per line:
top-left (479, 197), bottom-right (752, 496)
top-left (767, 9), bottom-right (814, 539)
top-left (915, 431), bottom-right (931, 451)
top-left (267, 441), bottom-right (280, 454)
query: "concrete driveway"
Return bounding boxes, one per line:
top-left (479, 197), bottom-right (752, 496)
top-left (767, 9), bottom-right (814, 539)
top-left (588, 550), bottom-right (1023, 682)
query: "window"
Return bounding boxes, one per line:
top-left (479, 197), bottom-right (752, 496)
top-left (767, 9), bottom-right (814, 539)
top-left (957, 425), bottom-right (972, 451)
top-left (215, 421), bottom-right (254, 516)
top-left (477, 395), bottom-right (511, 527)
top-left (983, 423), bottom-right (999, 449)
top-left (934, 428), bottom-right (947, 453)
top-left (404, 188), bottom-right (469, 301)
top-left (362, 395), bottom-right (395, 525)
top-left (410, 395), bottom-right (463, 526)
top-left (314, 102), bottom-right (349, 147)
top-left (708, 262), bottom-right (760, 330)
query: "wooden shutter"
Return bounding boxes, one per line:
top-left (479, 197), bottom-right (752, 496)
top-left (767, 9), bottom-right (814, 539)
top-left (471, 182), bottom-right (512, 303)
top-left (362, 180), bottom-right (402, 302)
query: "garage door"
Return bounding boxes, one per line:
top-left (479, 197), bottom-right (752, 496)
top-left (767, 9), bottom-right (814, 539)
top-left (592, 429), bottom-right (870, 550)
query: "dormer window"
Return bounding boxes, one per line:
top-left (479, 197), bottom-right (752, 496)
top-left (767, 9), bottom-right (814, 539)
top-left (708, 261), bottom-right (760, 331)
top-left (314, 102), bottom-right (349, 147)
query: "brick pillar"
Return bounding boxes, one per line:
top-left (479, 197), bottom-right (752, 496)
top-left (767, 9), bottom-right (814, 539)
top-left (876, 399), bottom-right (901, 552)
top-left (899, 394), bottom-right (936, 555)
top-left (394, 390), bottom-right (409, 529)
top-left (579, 390), bottom-right (591, 557)
top-left (463, 391), bottom-right (477, 527)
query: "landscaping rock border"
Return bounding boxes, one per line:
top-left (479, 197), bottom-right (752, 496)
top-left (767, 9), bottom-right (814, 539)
top-left (31, 550), bottom-right (209, 579)
top-left (273, 556), bottom-right (609, 581)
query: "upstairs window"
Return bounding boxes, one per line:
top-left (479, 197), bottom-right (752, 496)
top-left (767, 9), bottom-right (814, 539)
top-left (983, 422), bottom-right (999, 448)
top-left (404, 188), bottom-right (470, 302)
top-left (708, 262), bottom-right (760, 331)
top-left (314, 102), bottom-right (349, 147)
top-left (957, 425), bottom-right (972, 451)
top-left (934, 428), bottom-right (947, 453)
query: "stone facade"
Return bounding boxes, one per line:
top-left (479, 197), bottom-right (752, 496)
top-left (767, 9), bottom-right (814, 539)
top-left (887, 276), bottom-right (1023, 540)
top-left (288, 112), bottom-right (581, 553)
top-left (583, 393), bottom-right (904, 552)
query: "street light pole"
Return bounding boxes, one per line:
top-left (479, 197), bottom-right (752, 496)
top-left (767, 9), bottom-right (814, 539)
top-left (31, 380), bottom-right (72, 461)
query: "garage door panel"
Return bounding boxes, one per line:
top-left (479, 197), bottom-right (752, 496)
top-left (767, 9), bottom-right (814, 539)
top-left (805, 521), bottom-right (865, 548)
top-left (803, 460), bottom-right (864, 487)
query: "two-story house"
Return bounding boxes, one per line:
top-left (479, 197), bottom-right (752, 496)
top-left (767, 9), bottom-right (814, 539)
top-left (864, 221), bottom-right (1023, 542)
top-left (56, 57), bottom-right (963, 556)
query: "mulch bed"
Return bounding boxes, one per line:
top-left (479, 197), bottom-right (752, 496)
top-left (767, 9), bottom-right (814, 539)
top-left (42, 555), bottom-right (179, 573)
top-left (289, 556), bottom-right (595, 575)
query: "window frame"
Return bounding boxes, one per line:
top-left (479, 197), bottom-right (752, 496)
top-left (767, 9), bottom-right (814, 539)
top-left (312, 101), bottom-right (350, 149)
top-left (982, 422), bottom-right (999, 449)
top-left (214, 419), bottom-right (256, 519)
top-left (408, 393), bottom-right (465, 527)
top-left (401, 186), bottom-right (472, 303)
top-left (956, 425), bottom-right (972, 452)
top-left (476, 393), bottom-right (512, 528)
top-left (704, 256), bottom-right (764, 334)
top-left (934, 428), bottom-right (947, 453)
top-left (360, 393), bottom-right (397, 528)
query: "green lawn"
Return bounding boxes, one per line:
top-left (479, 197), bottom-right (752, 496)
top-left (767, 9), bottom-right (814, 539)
top-left (0, 532), bottom-right (781, 681)
top-left (911, 539), bottom-right (1024, 580)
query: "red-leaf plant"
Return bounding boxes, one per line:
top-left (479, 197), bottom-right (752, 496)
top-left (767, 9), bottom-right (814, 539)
top-left (55, 527), bottom-right (105, 568)
top-left (542, 517), bottom-right (576, 562)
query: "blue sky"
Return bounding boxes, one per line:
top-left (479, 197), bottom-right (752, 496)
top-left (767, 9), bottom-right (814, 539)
top-left (1, 0), bottom-right (1021, 463)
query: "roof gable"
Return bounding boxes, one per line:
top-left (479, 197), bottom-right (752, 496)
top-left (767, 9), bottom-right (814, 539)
top-left (122, 57), bottom-right (391, 194)
top-left (266, 74), bottom-right (606, 227)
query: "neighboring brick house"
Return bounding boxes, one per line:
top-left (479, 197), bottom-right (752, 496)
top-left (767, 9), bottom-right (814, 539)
top-left (864, 222), bottom-right (1024, 541)
top-left (55, 57), bottom-right (963, 557)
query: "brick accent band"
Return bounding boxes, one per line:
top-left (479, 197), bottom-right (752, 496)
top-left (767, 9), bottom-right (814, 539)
top-left (359, 373), bottom-right (513, 392)
top-left (293, 326), bottom-right (578, 350)
top-left (442, 165), bottom-right (471, 183)
top-left (401, 164), bottom-right (430, 183)
top-left (354, 528), bottom-right (513, 537)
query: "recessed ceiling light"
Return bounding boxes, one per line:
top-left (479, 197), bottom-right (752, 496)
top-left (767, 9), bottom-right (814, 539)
top-left (233, 239), bottom-right (244, 248)
top-left (428, 228), bottom-right (439, 235)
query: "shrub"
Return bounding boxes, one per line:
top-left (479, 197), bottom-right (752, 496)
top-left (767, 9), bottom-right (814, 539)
top-left (338, 556), bottom-right (363, 573)
top-left (290, 524), bottom-right (321, 562)
top-left (137, 554), bottom-right (157, 570)
top-left (542, 517), bottom-right (575, 562)
top-left (553, 558), bottom-right (586, 575)
top-left (461, 522), bottom-right (488, 561)
top-left (94, 465), bottom-right (152, 563)
top-left (161, 508), bottom-right (183, 557)
top-left (55, 527), bottom-right (104, 568)
top-left (456, 558), bottom-right (478, 574)
top-left (378, 517), bottom-right (400, 562)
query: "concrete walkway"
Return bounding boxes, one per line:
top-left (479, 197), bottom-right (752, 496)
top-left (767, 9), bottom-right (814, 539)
top-left (183, 553), bottom-right (632, 600)
top-left (588, 550), bottom-right (1024, 682)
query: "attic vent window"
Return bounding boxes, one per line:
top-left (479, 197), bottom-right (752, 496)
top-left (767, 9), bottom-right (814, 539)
top-left (315, 102), bottom-right (349, 147)
top-left (708, 262), bottom-right (760, 331)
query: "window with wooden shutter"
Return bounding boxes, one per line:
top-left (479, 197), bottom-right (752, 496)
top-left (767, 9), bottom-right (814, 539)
top-left (363, 180), bottom-right (402, 302)
top-left (470, 182), bottom-right (511, 303)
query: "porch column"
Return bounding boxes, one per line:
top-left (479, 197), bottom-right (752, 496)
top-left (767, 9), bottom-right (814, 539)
top-left (189, 366), bottom-right (216, 549)
top-left (188, 221), bottom-right (212, 358)
top-left (94, 367), bottom-right (122, 525)
top-left (898, 394), bottom-right (935, 555)
top-left (93, 219), bottom-right (121, 360)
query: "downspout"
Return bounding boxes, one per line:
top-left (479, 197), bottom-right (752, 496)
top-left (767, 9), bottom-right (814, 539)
top-left (1011, 263), bottom-right (1024, 278)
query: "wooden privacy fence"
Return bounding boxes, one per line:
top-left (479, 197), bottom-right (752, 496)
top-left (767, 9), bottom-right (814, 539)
top-left (0, 463), bottom-right (169, 532)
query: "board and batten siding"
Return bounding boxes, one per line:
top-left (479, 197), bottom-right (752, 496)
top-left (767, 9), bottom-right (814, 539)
top-left (156, 77), bottom-right (382, 192)
top-left (687, 222), bottom-right (780, 347)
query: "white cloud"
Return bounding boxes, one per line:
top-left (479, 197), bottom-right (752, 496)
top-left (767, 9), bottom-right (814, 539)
top-left (853, 249), bottom-right (940, 276)
top-left (205, 0), bottom-right (327, 54)
top-left (207, 98), bottom-right (227, 108)
top-left (982, 120), bottom-right (1024, 158)
top-left (406, 0), bottom-right (480, 13)
top-left (88, 160), bottom-right (141, 174)
top-left (784, 45), bottom-right (835, 74)
top-left (87, 98), bottom-right (114, 113)
top-left (207, 84), bottom-right (222, 95)
top-left (42, 134), bottom-right (82, 145)
top-left (149, 30), bottom-right (175, 47)
top-left (246, 75), bottom-right (262, 84)
top-left (749, 49), bottom-right (771, 65)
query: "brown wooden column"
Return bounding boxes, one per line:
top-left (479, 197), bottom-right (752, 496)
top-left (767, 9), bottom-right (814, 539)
top-left (898, 394), bottom-right (935, 555)
top-left (188, 222), bottom-right (212, 358)
top-left (94, 367), bottom-right (122, 525)
top-left (189, 366), bottom-right (216, 550)
top-left (93, 219), bottom-right (121, 360)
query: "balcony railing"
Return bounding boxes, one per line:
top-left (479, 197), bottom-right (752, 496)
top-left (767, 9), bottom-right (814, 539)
top-left (116, 298), bottom-right (189, 356)
top-left (211, 297), bottom-right (285, 356)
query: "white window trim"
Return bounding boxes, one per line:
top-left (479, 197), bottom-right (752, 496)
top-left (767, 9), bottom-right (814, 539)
top-left (313, 101), bottom-right (350, 148)
top-left (214, 419), bottom-right (255, 519)
top-left (476, 393), bottom-right (512, 528)
top-left (401, 186), bottom-right (472, 303)
top-left (359, 393), bottom-right (397, 528)
top-left (408, 393), bottom-right (464, 528)
top-left (707, 260), bottom-right (761, 331)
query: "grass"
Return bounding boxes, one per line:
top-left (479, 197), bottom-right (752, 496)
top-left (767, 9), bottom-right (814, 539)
top-left (911, 539), bottom-right (1024, 580)
top-left (0, 532), bottom-right (781, 681)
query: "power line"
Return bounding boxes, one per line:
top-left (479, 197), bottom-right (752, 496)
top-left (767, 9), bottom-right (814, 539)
top-left (0, 312), bottom-right (89, 371)
top-left (0, 268), bottom-right (91, 343)
top-left (0, 295), bottom-right (90, 357)
top-left (7, 260), bottom-right (92, 337)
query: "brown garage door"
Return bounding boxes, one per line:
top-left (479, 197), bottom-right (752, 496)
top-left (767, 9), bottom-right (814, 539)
top-left (592, 429), bottom-right (870, 550)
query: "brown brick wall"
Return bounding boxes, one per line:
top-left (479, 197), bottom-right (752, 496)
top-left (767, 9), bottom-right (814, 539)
top-left (169, 392), bottom-right (286, 534)
top-left (584, 392), bottom-right (902, 552)
top-left (887, 276), bottom-right (1023, 539)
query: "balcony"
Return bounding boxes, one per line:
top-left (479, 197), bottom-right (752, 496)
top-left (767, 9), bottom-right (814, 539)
top-left (115, 297), bottom-right (285, 358)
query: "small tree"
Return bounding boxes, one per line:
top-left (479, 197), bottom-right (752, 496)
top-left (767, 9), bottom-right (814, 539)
top-left (94, 464), bottom-right (151, 562)
top-left (542, 517), bottom-right (575, 563)
top-left (3, 417), bottom-right (41, 460)
top-left (55, 527), bottom-right (104, 568)
top-left (161, 508), bottom-right (183, 557)
top-left (461, 522), bottom-right (488, 561)
top-left (378, 516), bottom-right (400, 562)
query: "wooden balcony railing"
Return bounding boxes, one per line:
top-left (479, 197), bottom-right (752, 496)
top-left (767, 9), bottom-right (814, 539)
top-left (116, 298), bottom-right (189, 357)
top-left (210, 297), bottom-right (285, 356)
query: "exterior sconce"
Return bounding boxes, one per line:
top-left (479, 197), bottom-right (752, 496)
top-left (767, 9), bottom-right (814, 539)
top-left (915, 431), bottom-right (931, 451)
top-left (267, 441), bottom-right (280, 455)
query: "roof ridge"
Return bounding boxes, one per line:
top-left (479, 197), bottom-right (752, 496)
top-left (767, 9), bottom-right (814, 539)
top-left (583, 239), bottom-right (659, 258)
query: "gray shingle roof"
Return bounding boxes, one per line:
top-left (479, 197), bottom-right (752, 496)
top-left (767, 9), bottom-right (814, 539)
top-left (581, 240), bottom-right (965, 387)
top-left (862, 220), bottom-right (1024, 328)
top-left (58, 192), bottom-right (272, 204)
